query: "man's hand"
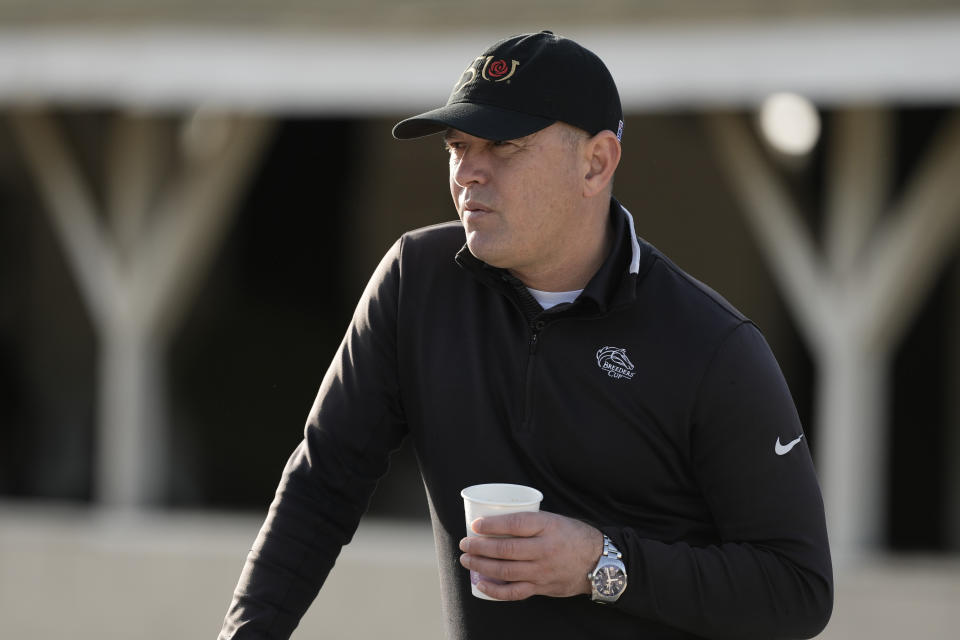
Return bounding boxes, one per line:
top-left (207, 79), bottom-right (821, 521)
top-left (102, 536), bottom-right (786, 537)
top-left (458, 511), bottom-right (603, 601)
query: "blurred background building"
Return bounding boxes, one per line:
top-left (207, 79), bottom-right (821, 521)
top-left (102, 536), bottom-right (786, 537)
top-left (1, 1), bottom-right (959, 638)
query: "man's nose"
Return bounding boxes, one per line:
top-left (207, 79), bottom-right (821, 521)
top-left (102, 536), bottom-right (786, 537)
top-left (452, 148), bottom-right (488, 187)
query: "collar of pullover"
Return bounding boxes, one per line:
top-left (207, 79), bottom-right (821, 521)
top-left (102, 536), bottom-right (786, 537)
top-left (455, 197), bottom-right (643, 316)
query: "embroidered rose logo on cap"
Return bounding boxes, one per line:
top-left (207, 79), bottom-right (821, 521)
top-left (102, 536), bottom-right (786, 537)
top-left (480, 56), bottom-right (520, 82)
top-left (487, 59), bottom-right (510, 78)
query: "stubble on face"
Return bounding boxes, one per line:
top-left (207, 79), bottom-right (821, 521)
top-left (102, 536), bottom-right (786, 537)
top-left (447, 124), bottom-right (587, 284)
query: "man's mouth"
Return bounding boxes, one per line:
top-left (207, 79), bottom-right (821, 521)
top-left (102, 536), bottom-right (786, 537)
top-left (462, 199), bottom-right (491, 215)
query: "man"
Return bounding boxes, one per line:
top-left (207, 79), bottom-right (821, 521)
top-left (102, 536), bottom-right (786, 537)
top-left (219, 31), bottom-right (833, 639)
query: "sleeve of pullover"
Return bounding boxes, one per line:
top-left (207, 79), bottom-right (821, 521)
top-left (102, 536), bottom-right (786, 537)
top-left (604, 322), bottom-right (833, 639)
top-left (218, 239), bottom-right (408, 640)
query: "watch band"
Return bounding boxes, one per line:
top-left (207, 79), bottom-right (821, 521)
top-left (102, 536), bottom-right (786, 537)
top-left (588, 534), bottom-right (628, 603)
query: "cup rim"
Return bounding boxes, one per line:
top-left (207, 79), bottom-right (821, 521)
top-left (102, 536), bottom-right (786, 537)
top-left (460, 483), bottom-right (544, 507)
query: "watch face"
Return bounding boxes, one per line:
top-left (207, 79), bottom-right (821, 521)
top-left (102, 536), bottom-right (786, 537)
top-left (593, 564), bottom-right (626, 597)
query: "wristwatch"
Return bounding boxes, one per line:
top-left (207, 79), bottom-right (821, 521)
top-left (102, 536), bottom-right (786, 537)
top-left (588, 534), bottom-right (628, 603)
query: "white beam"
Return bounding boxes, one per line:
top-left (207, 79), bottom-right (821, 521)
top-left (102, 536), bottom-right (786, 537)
top-left (824, 108), bottom-right (892, 275)
top-left (855, 113), bottom-right (960, 353)
top-left (705, 108), bottom-right (960, 558)
top-left (105, 115), bottom-right (164, 258)
top-left (1, 14), bottom-right (960, 112)
top-left (140, 115), bottom-right (274, 342)
top-left (8, 109), bottom-right (273, 507)
top-left (702, 113), bottom-right (832, 350)
top-left (8, 110), bottom-right (119, 331)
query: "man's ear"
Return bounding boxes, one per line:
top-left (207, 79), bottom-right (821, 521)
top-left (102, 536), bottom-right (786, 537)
top-left (583, 130), bottom-right (622, 198)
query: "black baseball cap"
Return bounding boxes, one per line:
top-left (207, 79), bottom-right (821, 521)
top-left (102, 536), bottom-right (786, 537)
top-left (392, 31), bottom-right (623, 142)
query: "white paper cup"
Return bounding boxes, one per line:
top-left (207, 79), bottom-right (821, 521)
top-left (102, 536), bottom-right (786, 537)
top-left (460, 483), bottom-right (543, 600)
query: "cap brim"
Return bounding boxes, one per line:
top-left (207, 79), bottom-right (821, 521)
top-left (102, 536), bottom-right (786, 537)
top-left (392, 102), bottom-right (555, 140)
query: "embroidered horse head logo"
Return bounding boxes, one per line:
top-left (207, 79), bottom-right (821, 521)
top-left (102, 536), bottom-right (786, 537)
top-left (596, 346), bottom-right (636, 380)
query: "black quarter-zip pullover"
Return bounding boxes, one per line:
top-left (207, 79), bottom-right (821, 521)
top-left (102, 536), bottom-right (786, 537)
top-left (220, 199), bottom-right (833, 640)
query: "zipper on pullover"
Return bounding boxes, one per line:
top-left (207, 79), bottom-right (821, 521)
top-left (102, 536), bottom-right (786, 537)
top-left (528, 321), bottom-right (544, 353)
top-left (520, 319), bottom-right (546, 433)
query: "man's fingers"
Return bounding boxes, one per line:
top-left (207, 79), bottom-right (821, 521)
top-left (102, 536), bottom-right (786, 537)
top-left (475, 579), bottom-right (536, 601)
top-left (471, 511), bottom-right (545, 537)
top-left (459, 534), bottom-right (538, 560)
top-left (460, 554), bottom-right (542, 584)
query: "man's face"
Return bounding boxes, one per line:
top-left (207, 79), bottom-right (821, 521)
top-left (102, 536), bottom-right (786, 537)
top-left (445, 123), bottom-right (587, 286)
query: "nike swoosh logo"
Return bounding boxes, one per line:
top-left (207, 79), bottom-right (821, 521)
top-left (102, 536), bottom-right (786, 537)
top-left (775, 434), bottom-right (804, 456)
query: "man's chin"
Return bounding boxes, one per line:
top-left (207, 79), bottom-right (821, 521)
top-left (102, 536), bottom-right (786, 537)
top-left (465, 238), bottom-right (506, 268)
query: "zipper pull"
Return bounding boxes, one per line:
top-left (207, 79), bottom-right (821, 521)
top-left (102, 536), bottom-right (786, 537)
top-left (529, 320), bottom-right (545, 353)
